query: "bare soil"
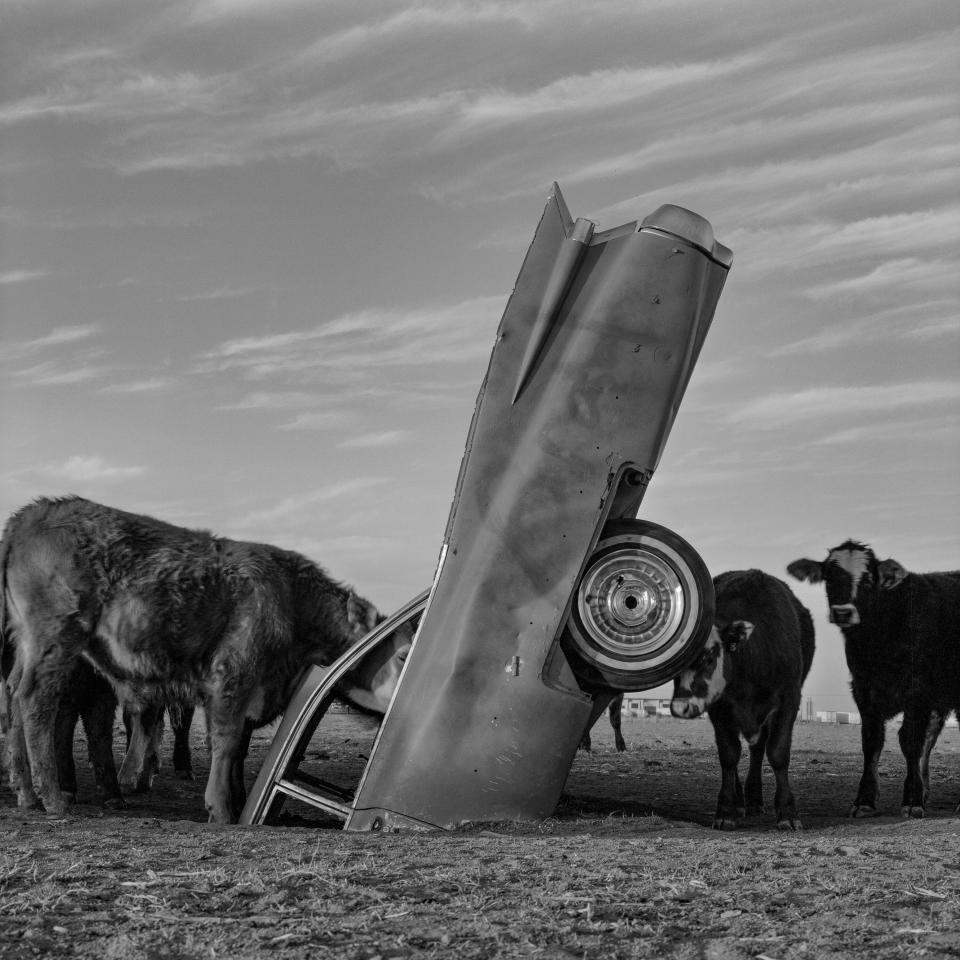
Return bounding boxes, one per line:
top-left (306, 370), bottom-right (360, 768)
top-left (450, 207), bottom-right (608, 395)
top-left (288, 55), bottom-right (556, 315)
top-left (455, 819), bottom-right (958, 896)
top-left (2, 714), bottom-right (959, 960)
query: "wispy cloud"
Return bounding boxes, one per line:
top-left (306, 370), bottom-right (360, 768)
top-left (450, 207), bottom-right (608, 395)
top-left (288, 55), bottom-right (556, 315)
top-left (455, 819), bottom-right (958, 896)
top-left (232, 479), bottom-right (387, 528)
top-left (278, 411), bottom-right (351, 431)
top-left (198, 296), bottom-right (502, 382)
top-left (0, 324), bottom-right (101, 361)
top-left (726, 381), bottom-right (960, 429)
top-left (175, 285), bottom-right (259, 302)
top-left (772, 302), bottom-right (960, 357)
top-left (218, 391), bottom-right (321, 411)
top-left (338, 430), bottom-right (409, 449)
top-left (813, 414), bottom-right (959, 447)
top-left (100, 377), bottom-right (177, 394)
top-left (805, 258), bottom-right (957, 300)
top-left (0, 269), bottom-right (48, 285)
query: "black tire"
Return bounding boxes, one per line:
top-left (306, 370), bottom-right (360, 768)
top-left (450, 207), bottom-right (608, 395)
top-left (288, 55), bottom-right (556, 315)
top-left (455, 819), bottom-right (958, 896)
top-left (562, 519), bottom-right (714, 691)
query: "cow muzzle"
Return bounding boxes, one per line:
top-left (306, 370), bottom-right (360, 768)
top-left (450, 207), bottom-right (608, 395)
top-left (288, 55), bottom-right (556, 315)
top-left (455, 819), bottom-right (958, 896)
top-left (670, 697), bottom-right (702, 720)
top-left (829, 604), bottom-right (860, 627)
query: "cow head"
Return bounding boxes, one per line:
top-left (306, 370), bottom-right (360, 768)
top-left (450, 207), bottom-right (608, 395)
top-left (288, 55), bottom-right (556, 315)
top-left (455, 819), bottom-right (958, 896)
top-left (787, 541), bottom-right (907, 628)
top-left (670, 619), bottom-right (754, 719)
top-left (339, 621), bottom-right (414, 715)
top-left (346, 591), bottom-right (381, 639)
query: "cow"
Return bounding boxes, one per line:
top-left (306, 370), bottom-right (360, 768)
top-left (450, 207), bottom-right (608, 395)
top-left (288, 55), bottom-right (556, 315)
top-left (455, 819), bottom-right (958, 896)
top-left (788, 541), bottom-right (960, 818)
top-left (0, 495), bottom-right (401, 823)
top-left (671, 569), bottom-right (815, 830)
top-left (579, 694), bottom-right (626, 752)
top-left (129, 618), bottom-right (413, 794)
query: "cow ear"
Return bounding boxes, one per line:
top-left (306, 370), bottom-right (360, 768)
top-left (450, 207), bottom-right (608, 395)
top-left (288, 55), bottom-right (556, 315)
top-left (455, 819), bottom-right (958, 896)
top-left (878, 559), bottom-right (907, 590)
top-left (722, 620), bottom-right (754, 652)
top-left (787, 559), bottom-right (823, 584)
top-left (347, 592), bottom-right (379, 633)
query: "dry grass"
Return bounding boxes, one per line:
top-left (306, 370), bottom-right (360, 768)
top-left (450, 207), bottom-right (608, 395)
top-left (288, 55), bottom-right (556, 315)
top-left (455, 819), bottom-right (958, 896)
top-left (1, 717), bottom-right (959, 959)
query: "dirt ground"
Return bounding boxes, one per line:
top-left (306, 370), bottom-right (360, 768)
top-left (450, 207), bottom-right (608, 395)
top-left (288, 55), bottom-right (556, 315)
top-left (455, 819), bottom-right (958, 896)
top-left (1, 713), bottom-right (959, 960)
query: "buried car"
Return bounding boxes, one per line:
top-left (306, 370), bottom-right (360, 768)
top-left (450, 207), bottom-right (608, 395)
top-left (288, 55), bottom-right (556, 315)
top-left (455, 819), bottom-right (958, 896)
top-left (242, 183), bottom-right (733, 831)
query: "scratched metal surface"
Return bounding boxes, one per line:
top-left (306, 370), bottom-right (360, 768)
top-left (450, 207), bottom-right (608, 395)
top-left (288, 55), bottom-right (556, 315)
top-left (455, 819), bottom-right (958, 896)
top-left (346, 185), bottom-right (731, 831)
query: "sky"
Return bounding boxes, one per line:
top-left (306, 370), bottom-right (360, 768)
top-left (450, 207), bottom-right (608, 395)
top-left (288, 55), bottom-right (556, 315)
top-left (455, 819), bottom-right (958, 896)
top-left (1, 0), bottom-right (958, 715)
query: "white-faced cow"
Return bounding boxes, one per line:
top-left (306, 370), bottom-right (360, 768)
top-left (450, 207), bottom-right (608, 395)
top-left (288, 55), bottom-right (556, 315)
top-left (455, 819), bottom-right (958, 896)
top-left (671, 570), bottom-right (815, 830)
top-left (788, 541), bottom-right (960, 818)
top-left (0, 496), bottom-right (397, 823)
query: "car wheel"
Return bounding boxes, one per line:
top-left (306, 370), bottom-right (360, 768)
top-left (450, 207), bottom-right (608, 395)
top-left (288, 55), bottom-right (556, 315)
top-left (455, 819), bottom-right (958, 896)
top-left (562, 518), bottom-right (714, 691)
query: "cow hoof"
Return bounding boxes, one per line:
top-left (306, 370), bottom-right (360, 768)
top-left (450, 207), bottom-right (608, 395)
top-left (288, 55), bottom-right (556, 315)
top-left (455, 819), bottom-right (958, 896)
top-left (17, 795), bottom-right (43, 811)
top-left (901, 805), bottom-right (925, 819)
top-left (712, 817), bottom-right (738, 830)
top-left (103, 796), bottom-right (127, 811)
top-left (777, 818), bottom-right (802, 831)
top-left (849, 804), bottom-right (878, 818)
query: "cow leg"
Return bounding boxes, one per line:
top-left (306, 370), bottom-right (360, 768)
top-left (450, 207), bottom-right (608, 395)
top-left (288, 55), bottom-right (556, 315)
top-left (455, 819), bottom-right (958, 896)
top-left (610, 696), bottom-right (626, 752)
top-left (919, 709), bottom-right (946, 810)
top-left (120, 700), bottom-right (165, 793)
top-left (229, 720), bottom-right (255, 820)
top-left (579, 693), bottom-right (614, 752)
top-left (79, 680), bottom-right (123, 808)
top-left (744, 726), bottom-right (768, 816)
top-left (170, 701), bottom-right (196, 780)
top-left (710, 708), bottom-right (743, 829)
top-left (4, 687), bottom-right (41, 809)
top-left (898, 702), bottom-right (935, 818)
top-left (765, 704), bottom-right (802, 831)
top-left (17, 651), bottom-right (75, 816)
top-left (54, 696), bottom-right (80, 804)
top-left (851, 707), bottom-right (885, 817)
top-left (204, 703), bottom-right (247, 823)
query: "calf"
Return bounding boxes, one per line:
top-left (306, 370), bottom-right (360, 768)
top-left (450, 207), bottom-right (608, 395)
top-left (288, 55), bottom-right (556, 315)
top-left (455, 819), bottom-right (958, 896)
top-left (0, 496), bottom-right (387, 823)
top-left (788, 541), bottom-right (960, 817)
top-left (671, 570), bottom-right (815, 830)
top-left (580, 694), bottom-right (626, 752)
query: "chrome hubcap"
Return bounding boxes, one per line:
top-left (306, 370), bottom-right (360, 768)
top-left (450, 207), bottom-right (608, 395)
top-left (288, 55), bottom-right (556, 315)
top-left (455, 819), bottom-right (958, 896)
top-left (577, 547), bottom-right (685, 655)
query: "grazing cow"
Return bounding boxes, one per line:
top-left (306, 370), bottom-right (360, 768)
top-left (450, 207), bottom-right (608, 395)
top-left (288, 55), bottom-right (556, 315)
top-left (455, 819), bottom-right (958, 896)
top-left (671, 570), bottom-right (815, 830)
top-left (132, 620), bottom-right (414, 792)
top-left (0, 496), bottom-right (391, 823)
top-left (580, 694), bottom-right (626, 752)
top-left (788, 542), bottom-right (960, 817)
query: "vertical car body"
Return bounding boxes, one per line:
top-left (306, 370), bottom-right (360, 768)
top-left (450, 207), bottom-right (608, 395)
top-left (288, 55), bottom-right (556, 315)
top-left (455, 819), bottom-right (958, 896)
top-left (242, 183), bottom-right (732, 831)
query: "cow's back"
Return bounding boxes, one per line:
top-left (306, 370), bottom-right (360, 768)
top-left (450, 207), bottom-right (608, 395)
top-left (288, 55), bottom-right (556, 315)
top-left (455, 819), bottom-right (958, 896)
top-left (3, 497), bottom-right (234, 678)
top-left (714, 569), bottom-right (812, 688)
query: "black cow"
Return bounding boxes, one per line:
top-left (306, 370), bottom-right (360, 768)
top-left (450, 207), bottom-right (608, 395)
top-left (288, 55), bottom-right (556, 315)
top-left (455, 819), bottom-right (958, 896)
top-left (579, 694), bottom-right (626, 752)
top-left (0, 496), bottom-right (400, 823)
top-left (671, 570), bottom-right (815, 830)
top-left (788, 541), bottom-right (960, 817)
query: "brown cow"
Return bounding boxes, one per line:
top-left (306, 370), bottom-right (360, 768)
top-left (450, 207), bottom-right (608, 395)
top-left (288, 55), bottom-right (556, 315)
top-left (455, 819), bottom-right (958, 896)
top-left (0, 496), bottom-right (389, 823)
